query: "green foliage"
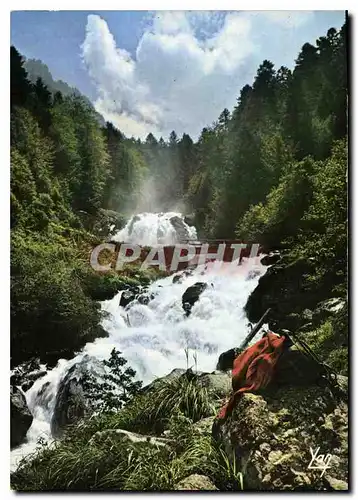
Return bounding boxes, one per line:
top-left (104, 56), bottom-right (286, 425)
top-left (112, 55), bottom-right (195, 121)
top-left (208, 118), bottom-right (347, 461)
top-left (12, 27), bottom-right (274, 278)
top-left (92, 371), bottom-right (218, 436)
top-left (295, 139), bottom-right (347, 287)
top-left (303, 316), bottom-right (348, 376)
top-left (82, 348), bottom-right (142, 412)
top-left (186, 23), bottom-right (346, 239)
top-left (103, 123), bottom-right (147, 212)
top-left (10, 47), bottom-right (156, 367)
top-left (303, 299), bottom-right (348, 376)
top-left (11, 230), bottom-right (107, 365)
top-left (10, 18), bottom-right (347, 429)
top-left (236, 156), bottom-right (316, 247)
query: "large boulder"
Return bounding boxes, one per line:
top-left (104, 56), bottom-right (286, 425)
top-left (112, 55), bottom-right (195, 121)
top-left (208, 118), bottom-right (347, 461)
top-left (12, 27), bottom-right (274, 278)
top-left (245, 254), bottom-right (346, 334)
top-left (11, 385), bottom-right (33, 448)
top-left (197, 371), bottom-right (231, 398)
top-left (182, 282), bottom-right (208, 316)
top-left (213, 384), bottom-right (348, 491)
top-left (119, 286), bottom-right (152, 309)
top-left (175, 474), bottom-right (218, 491)
top-left (245, 256), bottom-right (327, 331)
top-left (141, 368), bottom-right (194, 395)
top-left (51, 356), bottom-right (102, 438)
top-left (169, 216), bottom-right (190, 242)
top-left (183, 214), bottom-right (195, 227)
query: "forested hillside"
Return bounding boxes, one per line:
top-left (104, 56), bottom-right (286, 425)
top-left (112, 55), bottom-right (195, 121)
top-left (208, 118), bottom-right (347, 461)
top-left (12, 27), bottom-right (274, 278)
top-left (10, 19), bottom-right (349, 492)
top-left (24, 58), bottom-right (106, 126)
top-left (10, 20), bottom-right (347, 368)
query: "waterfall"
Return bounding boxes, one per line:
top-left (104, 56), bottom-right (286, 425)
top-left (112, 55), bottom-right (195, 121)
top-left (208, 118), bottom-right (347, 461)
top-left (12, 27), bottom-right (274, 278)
top-left (112, 212), bottom-right (198, 245)
top-left (11, 212), bottom-right (265, 471)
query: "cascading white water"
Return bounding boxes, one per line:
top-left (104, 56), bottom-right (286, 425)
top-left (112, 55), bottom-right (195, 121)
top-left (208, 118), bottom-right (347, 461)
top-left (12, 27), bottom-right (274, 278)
top-left (11, 213), bottom-right (266, 471)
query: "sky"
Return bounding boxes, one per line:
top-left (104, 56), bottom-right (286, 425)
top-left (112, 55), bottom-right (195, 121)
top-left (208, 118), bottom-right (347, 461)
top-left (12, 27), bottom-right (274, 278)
top-left (11, 10), bottom-right (346, 140)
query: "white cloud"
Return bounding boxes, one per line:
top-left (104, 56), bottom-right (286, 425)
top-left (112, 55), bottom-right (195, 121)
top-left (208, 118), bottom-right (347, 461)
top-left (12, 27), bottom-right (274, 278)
top-left (259, 11), bottom-right (314, 28)
top-left (81, 11), bottom-right (316, 139)
top-left (152, 11), bottom-right (191, 34)
top-left (82, 12), bottom-right (257, 139)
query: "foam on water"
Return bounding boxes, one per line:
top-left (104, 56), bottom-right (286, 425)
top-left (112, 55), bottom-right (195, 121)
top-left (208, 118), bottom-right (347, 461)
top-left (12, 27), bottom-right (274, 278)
top-left (112, 212), bottom-right (197, 245)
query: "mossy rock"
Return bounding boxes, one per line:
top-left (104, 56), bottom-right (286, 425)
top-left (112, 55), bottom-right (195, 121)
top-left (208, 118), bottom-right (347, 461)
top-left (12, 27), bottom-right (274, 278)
top-left (175, 474), bottom-right (218, 490)
top-left (214, 385), bottom-right (348, 491)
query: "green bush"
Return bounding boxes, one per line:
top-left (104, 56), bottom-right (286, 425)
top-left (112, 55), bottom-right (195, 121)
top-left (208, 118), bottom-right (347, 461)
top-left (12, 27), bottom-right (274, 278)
top-left (236, 156), bottom-right (316, 248)
top-left (303, 315), bottom-right (348, 375)
top-left (11, 230), bottom-right (107, 365)
top-left (82, 348), bottom-right (143, 412)
top-left (108, 372), bottom-right (218, 435)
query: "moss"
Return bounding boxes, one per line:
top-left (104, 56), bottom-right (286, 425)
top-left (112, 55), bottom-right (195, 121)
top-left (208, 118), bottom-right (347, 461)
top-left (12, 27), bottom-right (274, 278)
top-left (303, 320), bottom-right (348, 375)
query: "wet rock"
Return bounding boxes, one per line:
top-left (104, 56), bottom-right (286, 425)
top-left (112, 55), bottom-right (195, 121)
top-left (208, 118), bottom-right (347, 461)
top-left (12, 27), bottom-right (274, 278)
top-left (169, 215), bottom-right (190, 242)
top-left (175, 474), bottom-right (218, 491)
top-left (119, 289), bottom-right (137, 308)
top-left (172, 269), bottom-right (193, 284)
top-left (182, 282), bottom-right (208, 316)
top-left (213, 385), bottom-right (348, 491)
top-left (260, 251), bottom-right (281, 266)
top-left (21, 371), bottom-right (47, 392)
top-left (245, 256), bottom-right (323, 331)
top-left (183, 214), bottom-right (195, 227)
top-left (11, 385), bottom-right (33, 448)
top-left (216, 347), bottom-right (241, 372)
top-left (51, 356), bottom-right (102, 438)
top-left (93, 209), bottom-right (127, 239)
top-left (137, 293), bottom-right (151, 305)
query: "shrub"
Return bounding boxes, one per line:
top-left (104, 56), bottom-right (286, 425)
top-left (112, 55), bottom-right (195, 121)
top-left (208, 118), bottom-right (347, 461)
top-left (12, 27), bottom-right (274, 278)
top-left (82, 348), bottom-right (143, 412)
top-left (11, 230), bottom-right (107, 366)
top-left (303, 315), bottom-right (348, 375)
top-left (103, 372), bottom-right (218, 435)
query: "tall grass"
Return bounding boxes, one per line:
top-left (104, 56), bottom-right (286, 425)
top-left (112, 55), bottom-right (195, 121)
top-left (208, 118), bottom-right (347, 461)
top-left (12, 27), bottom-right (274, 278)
top-left (97, 371), bottom-right (219, 435)
top-left (11, 372), bottom-right (243, 491)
